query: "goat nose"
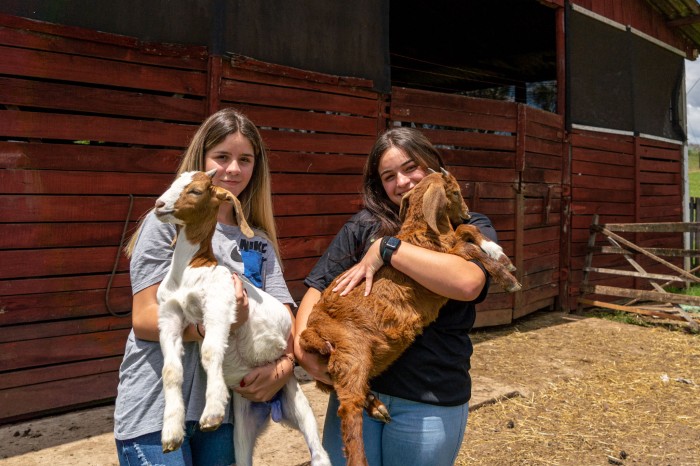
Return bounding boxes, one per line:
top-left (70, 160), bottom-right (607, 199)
top-left (155, 200), bottom-right (165, 208)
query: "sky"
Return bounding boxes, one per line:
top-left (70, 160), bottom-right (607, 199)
top-left (686, 59), bottom-right (700, 145)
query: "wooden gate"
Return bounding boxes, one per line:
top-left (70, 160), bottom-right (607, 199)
top-left (389, 87), bottom-right (565, 327)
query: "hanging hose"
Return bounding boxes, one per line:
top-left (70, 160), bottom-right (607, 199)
top-left (106, 194), bottom-right (134, 317)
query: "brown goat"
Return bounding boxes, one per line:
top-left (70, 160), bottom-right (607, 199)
top-left (299, 171), bottom-right (521, 466)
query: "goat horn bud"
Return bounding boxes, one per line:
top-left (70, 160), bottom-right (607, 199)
top-left (440, 167), bottom-right (449, 176)
top-left (205, 168), bottom-right (217, 179)
top-left (427, 168), bottom-right (436, 174)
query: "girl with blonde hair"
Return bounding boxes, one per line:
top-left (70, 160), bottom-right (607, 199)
top-left (115, 108), bottom-right (294, 466)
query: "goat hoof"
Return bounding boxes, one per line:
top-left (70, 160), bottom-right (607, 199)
top-left (162, 439), bottom-right (183, 453)
top-left (199, 415), bottom-right (224, 431)
top-left (506, 282), bottom-right (522, 293)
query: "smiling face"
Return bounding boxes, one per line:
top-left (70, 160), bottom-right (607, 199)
top-left (204, 132), bottom-right (255, 198)
top-left (378, 146), bottom-right (428, 206)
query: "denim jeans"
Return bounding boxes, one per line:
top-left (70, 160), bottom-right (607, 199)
top-left (115, 421), bottom-right (234, 466)
top-left (323, 391), bottom-right (468, 466)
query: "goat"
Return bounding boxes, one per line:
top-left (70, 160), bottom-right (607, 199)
top-left (154, 169), bottom-right (330, 466)
top-left (299, 170), bottom-right (520, 466)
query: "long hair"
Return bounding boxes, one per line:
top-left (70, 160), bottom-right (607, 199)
top-left (125, 108), bottom-right (280, 260)
top-left (362, 127), bottom-right (445, 236)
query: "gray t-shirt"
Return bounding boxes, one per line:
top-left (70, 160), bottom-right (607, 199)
top-left (114, 211), bottom-right (294, 440)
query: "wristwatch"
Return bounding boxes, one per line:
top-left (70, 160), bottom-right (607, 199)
top-left (380, 236), bottom-right (401, 265)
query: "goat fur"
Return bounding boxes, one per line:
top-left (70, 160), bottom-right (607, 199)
top-left (155, 170), bottom-right (330, 466)
top-left (299, 171), bottom-right (520, 466)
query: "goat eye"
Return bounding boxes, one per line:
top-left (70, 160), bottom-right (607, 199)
top-left (189, 189), bottom-right (203, 195)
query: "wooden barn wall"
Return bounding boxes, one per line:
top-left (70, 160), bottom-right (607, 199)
top-left (389, 87), bottom-right (565, 328)
top-left (567, 129), bottom-right (684, 306)
top-left (0, 15), bottom-right (211, 423)
top-left (570, 0), bottom-right (692, 55)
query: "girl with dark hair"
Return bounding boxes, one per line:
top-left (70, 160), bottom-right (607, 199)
top-left (294, 127), bottom-right (497, 466)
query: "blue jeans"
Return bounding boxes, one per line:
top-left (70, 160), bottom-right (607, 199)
top-left (323, 392), bottom-right (468, 466)
top-left (115, 421), bottom-right (234, 466)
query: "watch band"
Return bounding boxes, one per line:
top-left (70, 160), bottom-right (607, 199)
top-left (380, 236), bottom-right (401, 265)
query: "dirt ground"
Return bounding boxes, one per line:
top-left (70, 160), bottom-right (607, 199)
top-left (1, 310), bottom-right (698, 466)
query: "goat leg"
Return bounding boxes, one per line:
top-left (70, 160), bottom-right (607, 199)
top-left (198, 299), bottom-right (234, 431)
top-left (450, 239), bottom-right (522, 292)
top-left (364, 392), bottom-right (391, 423)
top-left (279, 379), bottom-right (332, 466)
top-left (158, 300), bottom-right (187, 453)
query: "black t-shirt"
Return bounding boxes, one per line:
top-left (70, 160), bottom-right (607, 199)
top-left (304, 209), bottom-right (496, 406)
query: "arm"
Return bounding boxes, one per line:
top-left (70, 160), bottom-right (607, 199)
top-left (293, 287), bottom-right (332, 385)
top-left (131, 273), bottom-right (250, 343)
top-left (132, 284), bottom-right (203, 342)
top-left (332, 239), bottom-right (486, 301)
top-left (233, 304), bottom-right (296, 402)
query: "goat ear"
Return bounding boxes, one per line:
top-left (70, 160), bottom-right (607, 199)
top-left (229, 194), bottom-right (255, 239)
top-left (205, 168), bottom-right (217, 179)
top-left (214, 186), bottom-right (234, 203)
top-left (422, 183), bottom-right (447, 234)
top-left (399, 192), bottom-right (410, 221)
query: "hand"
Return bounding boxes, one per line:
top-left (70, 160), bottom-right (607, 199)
top-left (231, 273), bottom-right (249, 332)
top-left (295, 344), bottom-right (332, 386)
top-left (233, 356), bottom-right (294, 402)
top-left (331, 239), bottom-right (384, 296)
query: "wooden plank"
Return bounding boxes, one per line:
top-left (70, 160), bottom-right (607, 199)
top-left (639, 158), bottom-right (681, 173)
top-left (571, 147), bottom-right (634, 165)
top-left (276, 215), bottom-right (352, 238)
top-left (0, 357), bottom-right (122, 391)
top-left (582, 284), bottom-right (700, 306)
top-left (0, 371), bottom-right (118, 423)
top-left (227, 54), bottom-right (375, 92)
top-left (583, 266), bottom-right (691, 283)
top-left (220, 79), bottom-right (378, 117)
top-left (572, 159), bottom-right (635, 178)
top-left (273, 194), bottom-right (362, 216)
top-left (0, 45), bottom-right (207, 95)
top-left (0, 169), bottom-right (172, 195)
top-left (570, 131), bottom-right (635, 153)
top-left (0, 223), bottom-right (138, 249)
top-left (222, 66), bottom-right (377, 99)
top-left (0, 287), bottom-right (132, 325)
top-left (0, 110), bottom-right (197, 147)
top-left (0, 196), bottom-right (152, 222)
top-left (261, 130), bottom-right (375, 154)
top-left (0, 330), bottom-right (130, 372)
top-left (271, 173), bottom-right (362, 194)
top-left (441, 149), bottom-right (516, 168)
top-left (0, 141), bottom-right (182, 173)
top-left (0, 273), bottom-right (130, 297)
top-left (391, 87), bottom-right (518, 117)
top-left (420, 128), bottom-right (516, 152)
top-left (448, 166), bottom-right (518, 183)
top-left (389, 104), bottom-right (517, 133)
top-left (473, 308), bottom-right (513, 328)
top-left (0, 76), bottom-right (205, 122)
top-left (268, 151), bottom-right (366, 174)
top-left (0, 316), bottom-right (132, 344)
top-left (280, 236), bottom-right (334, 260)
top-left (570, 187), bottom-right (634, 203)
top-left (577, 298), bottom-right (693, 323)
top-left (603, 222), bottom-right (700, 233)
top-left (231, 103), bottom-right (377, 136)
top-left (0, 14), bottom-right (208, 69)
top-left (0, 247), bottom-right (130, 280)
top-left (572, 174), bottom-right (635, 190)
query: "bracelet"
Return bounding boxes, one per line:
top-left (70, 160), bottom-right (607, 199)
top-left (195, 323), bottom-right (205, 338)
top-left (275, 354), bottom-right (296, 380)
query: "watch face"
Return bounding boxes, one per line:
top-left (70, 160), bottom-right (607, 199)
top-left (387, 237), bottom-right (400, 250)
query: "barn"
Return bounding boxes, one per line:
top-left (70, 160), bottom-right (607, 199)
top-left (1, 0), bottom-right (699, 423)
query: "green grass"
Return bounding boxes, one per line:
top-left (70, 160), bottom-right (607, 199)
top-left (690, 146), bottom-right (700, 197)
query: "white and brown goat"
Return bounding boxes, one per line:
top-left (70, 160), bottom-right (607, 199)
top-left (154, 169), bottom-right (330, 466)
top-left (299, 170), bottom-right (520, 466)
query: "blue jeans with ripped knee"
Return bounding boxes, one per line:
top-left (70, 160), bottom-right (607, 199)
top-left (323, 391), bottom-right (469, 466)
top-left (115, 421), bottom-right (234, 466)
